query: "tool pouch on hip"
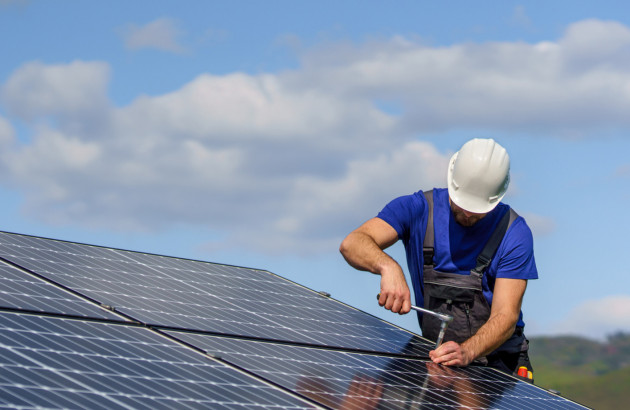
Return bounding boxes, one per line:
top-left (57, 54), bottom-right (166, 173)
top-left (421, 267), bottom-right (491, 344)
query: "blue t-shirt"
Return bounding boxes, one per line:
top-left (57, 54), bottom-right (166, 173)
top-left (377, 188), bottom-right (538, 328)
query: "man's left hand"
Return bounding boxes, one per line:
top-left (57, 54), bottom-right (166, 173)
top-left (429, 341), bottom-right (474, 367)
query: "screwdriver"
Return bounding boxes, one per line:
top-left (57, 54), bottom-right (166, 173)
top-left (377, 293), bottom-right (453, 348)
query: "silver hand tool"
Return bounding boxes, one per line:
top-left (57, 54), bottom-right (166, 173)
top-left (377, 294), bottom-right (454, 348)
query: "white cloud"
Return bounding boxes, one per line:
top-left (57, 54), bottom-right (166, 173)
top-left (541, 295), bottom-right (630, 341)
top-left (1, 60), bottom-right (110, 127)
top-left (0, 59), bottom-right (404, 239)
top-left (2, 19), bottom-right (630, 255)
top-left (298, 20), bottom-right (630, 134)
top-left (559, 19), bottom-right (630, 64)
top-left (120, 18), bottom-right (187, 53)
top-left (219, 141), bottom-right (450, 254)
top-left (118, 72), bottom-right (396, 144)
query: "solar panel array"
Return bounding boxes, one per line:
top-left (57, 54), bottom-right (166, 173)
top-left (0, 231), bottom-right (586, 409)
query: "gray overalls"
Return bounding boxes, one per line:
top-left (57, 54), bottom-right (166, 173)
top-left (420, 191), bottom-right (533, 380)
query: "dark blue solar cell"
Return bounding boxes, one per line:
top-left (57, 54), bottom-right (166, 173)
top-left (0, 261), bottom-right (120, 320)
top-left (0, 231), bottom-right (589, 409)
top-left (166, 331), bottom-right (588, 410)
top-left (0, 231), bottom-right (432, 356)
top-left (0, 311), bottom-right (313, 409)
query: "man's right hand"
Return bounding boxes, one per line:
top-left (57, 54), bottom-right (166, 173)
top-left (339, 217), bottom-right (411, 314)
top-left (378, 266), bottom-right (411, 314)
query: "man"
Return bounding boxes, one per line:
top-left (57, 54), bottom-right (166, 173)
top-left (339, 138), bottom-right (537, 379)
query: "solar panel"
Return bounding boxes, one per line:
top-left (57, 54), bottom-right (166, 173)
top-left (0, 260), bottom-right (120, 320)
top-left (0, 231), bottom-right (431, 356)
top-left (0, 311), bottom-right (314, 409)
top-left (0, 230), bottom-right (587, 409)
top-left (166, 331), bottom-right (586, 410)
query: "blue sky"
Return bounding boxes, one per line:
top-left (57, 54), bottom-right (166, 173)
top-left (1, 0), bottom-right (629, 341)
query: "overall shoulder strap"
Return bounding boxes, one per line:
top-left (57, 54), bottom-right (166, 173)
top-left (422, 190), bottom-right (435, 266)
top-left (472, 208), bottom-right (518, 275)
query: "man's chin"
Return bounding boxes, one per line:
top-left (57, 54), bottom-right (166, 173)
top-left (455, 216), bottom-right (479, 227)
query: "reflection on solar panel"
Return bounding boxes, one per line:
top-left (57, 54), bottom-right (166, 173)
top-left (0, 231), bottom-right (586, 409)
top-left (0, 261), bottom-right (120, 320)
top-left (168, 332), bottom-right (583, 409)
top-left (0, 231), bottom-right (430, 356)
top-left (0, 312), bottom-right (312, 408)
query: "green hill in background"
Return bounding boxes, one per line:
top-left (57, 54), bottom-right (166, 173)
top-left (528, 331), bottom-right (630, 409)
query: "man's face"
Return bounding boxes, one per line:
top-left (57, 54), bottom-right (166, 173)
top-left (450, 199), bottom-right (487, 227)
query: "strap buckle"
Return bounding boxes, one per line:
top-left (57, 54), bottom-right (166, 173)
top-left (423, 247), bottom-right (435, 267)
top-left (473, 254), bottom-right (492, 274)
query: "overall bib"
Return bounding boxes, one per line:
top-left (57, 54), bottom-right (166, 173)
top-left (420, 191), bottom-right (533, 381)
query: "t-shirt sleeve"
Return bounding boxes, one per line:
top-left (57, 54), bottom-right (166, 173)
top-left (376, 194), bottom-right (424, 241)
top-left (495, 216), bottom-right (539, 280)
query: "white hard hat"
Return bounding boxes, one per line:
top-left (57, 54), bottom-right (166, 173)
top-left (447, 138), bottom-right (510, 214)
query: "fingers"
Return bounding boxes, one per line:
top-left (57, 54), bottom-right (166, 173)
top-left (340, 375), bottom-right (383, 410)
top-left (380, 291), bottom-right (410, 314)
top-left (429, 342), bottom-right (465, 367)
top-left (426, 361), bottom-right (456, 377)
top-left (378, 266), bottom-right (410, 314)
top-left (388, 294), bottom-right (403, 313)
top-left (401, 298), bottom-right (411, 314)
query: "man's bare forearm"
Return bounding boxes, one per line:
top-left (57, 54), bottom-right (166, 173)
top-left (430, 279), bottom-right (526, 366)
top-left (339, 231), bottom-right (398, 275)
top-left (461, 312), bottom-right (517, 360)
top-left (430, 311), bottom-right (518, 366)
top-left (340, 219), bottom-right (411, 314)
